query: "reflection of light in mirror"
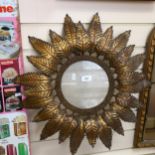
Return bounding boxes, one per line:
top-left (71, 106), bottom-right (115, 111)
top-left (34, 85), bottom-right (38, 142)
top-left (81, 75), bottom-right (92, 82)
top-left (61, 61), bottom-right (109, 109)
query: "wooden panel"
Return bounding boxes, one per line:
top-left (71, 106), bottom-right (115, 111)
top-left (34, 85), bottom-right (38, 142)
top-left (21, 24), bottom-right (154, 50)
top-left (18, 0), bottom-right (155, 24)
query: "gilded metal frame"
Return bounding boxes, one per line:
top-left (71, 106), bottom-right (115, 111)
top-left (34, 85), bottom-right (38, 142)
top-left (134, 27), bottom-right (155, 147)
top-left (15, 14), bottom-right (150, 154)
top-left (55, 55), bottom-right (115, 115)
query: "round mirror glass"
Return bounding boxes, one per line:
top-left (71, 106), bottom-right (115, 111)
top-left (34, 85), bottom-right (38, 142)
top-left (61, 61), bottom-right (109, 109)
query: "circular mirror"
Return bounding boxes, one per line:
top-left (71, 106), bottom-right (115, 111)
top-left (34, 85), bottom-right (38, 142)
top-left (61, 60), bottom-right (109, 109)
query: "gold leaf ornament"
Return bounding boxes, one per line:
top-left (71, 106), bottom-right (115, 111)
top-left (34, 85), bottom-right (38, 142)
top-left (16, 14), bottom-right (150, 154)
top-left (29, 36), bottom-right (56, 59)
top-left (33, 104), bottom-right (59, 122)
top-left (64, 14), bottom-right (77, 47)
top-left (22, 96), bottom-right (53, 109)
top-left (98, 116), bottom-right (112, 149)
top-left (103, 111), bottom-right (124, 135)
top-left (70, 120), bottom-right (84, 155)
top-left (40, 115), bottom-right (64, 140)
top-left (88, 13), bottom-right (102, 43)
top-left (59, 117), bottom-right (77, 143)
top-left (85, 119), bottom-right (98, 147)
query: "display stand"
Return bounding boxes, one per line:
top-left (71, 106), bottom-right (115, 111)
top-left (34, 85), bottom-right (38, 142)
top-left (0, 1), bottom-right (31, 155)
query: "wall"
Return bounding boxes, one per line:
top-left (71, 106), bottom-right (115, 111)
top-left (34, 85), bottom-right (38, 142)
top-left (18, 0), bottom-right (155, 154)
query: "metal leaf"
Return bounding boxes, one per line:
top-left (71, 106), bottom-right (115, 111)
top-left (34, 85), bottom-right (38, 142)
top-left (103, 111), bottom-right (124, 135)
top-left (132, 72), bottom-right (146, 82)
top-left (49, 30), bottom-right (70, 55)
top-left (127, 53), bottom-right (145, 71)
top-left (133, 80), bottom-right (151, 92)
top-left (117, 70), bottom-right (133, 85)
top-left (111, 31), bottom-right (131, 53)
top-left (29, 36), bottom-right (56, 59)
top-left (59, 117), bottom-right (77, 143)
top-left (33, 104), bottom-right (59, 122)
top-left (64, 14), bottom-right (77, 47)
top-left (115, 45), bottom-right (135, 66)
top-left (24, 86), bottom-right (52, 97)
top-left (40, 115), bottom-right (64, 140)
top-left (118, 72), bottom-right (145, 86)
top-left (70, 120), bottom-right (84, 155)
top-left (27, 56), bottom-right (57, 75)
top-left (121, 79), bottom-right (151, 93)
top-left (112, 104), bottom-right (136, 122)
top-left (98, 116), bottom-right (112, 149)
top-left (22, 96), bottom-right (53, 109)
top-left (85, 119), bottom-right (98, 147)
top-left (88, 13), bottom-right (102, 43)
top-left (24, 82), bottom-right (51, 91)
top-left (96, 26), bottom-right (113, 52)
top-left (117, 54), bottom-right (145, 75)
top-left (76, 22), bottom-right (91, 51)
top-left (116, 93), bottom-right (142, 108)
top-left (14, 73), bottom-right (50, 87)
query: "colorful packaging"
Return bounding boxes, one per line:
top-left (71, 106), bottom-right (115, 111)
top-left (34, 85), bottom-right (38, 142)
top-left (7, 144), bottom-right (17, 155)
top-left (13, 115), bottom-right (27, 136)
top-left (0, 18), bottom-right (20, 59)
top-left (18, 143), bottom-right (28, 155)
top-left (1, 60), bottom-right (19, 85)
top-left (0, 112), bottom-right (30, 155)
top-left (0, 145), bottom-right (5, 155)
top-left (3, 86), bottom-right (22, 111)
top-left (0, 90), bottom-right (3, 112)
top-left (0, 118), bottom-right (10, 139)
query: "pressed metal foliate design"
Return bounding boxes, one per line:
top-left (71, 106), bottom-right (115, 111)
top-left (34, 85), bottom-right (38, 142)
top-left (15, 14), bottom-right (150, 155)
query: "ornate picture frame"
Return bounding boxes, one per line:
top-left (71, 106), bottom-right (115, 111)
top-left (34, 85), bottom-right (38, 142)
top-left (15, 14), bottom-right (150, 154)
top-left (134, 27), bottom-right (155, 147)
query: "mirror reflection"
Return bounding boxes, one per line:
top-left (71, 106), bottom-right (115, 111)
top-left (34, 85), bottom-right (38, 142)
top-left (61, 61), bottom-right (109, 109)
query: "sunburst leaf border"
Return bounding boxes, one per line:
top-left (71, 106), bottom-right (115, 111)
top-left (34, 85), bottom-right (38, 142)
top-left (15, 13), bottom-right (150, 155)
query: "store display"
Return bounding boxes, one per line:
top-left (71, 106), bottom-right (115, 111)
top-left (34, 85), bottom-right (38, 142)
top-left (0, 112), bottom-right (30, 155)
top-left (15, 13), bottom-right (149, 154)
top-left (0, 1), bottom-right (31, 155)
